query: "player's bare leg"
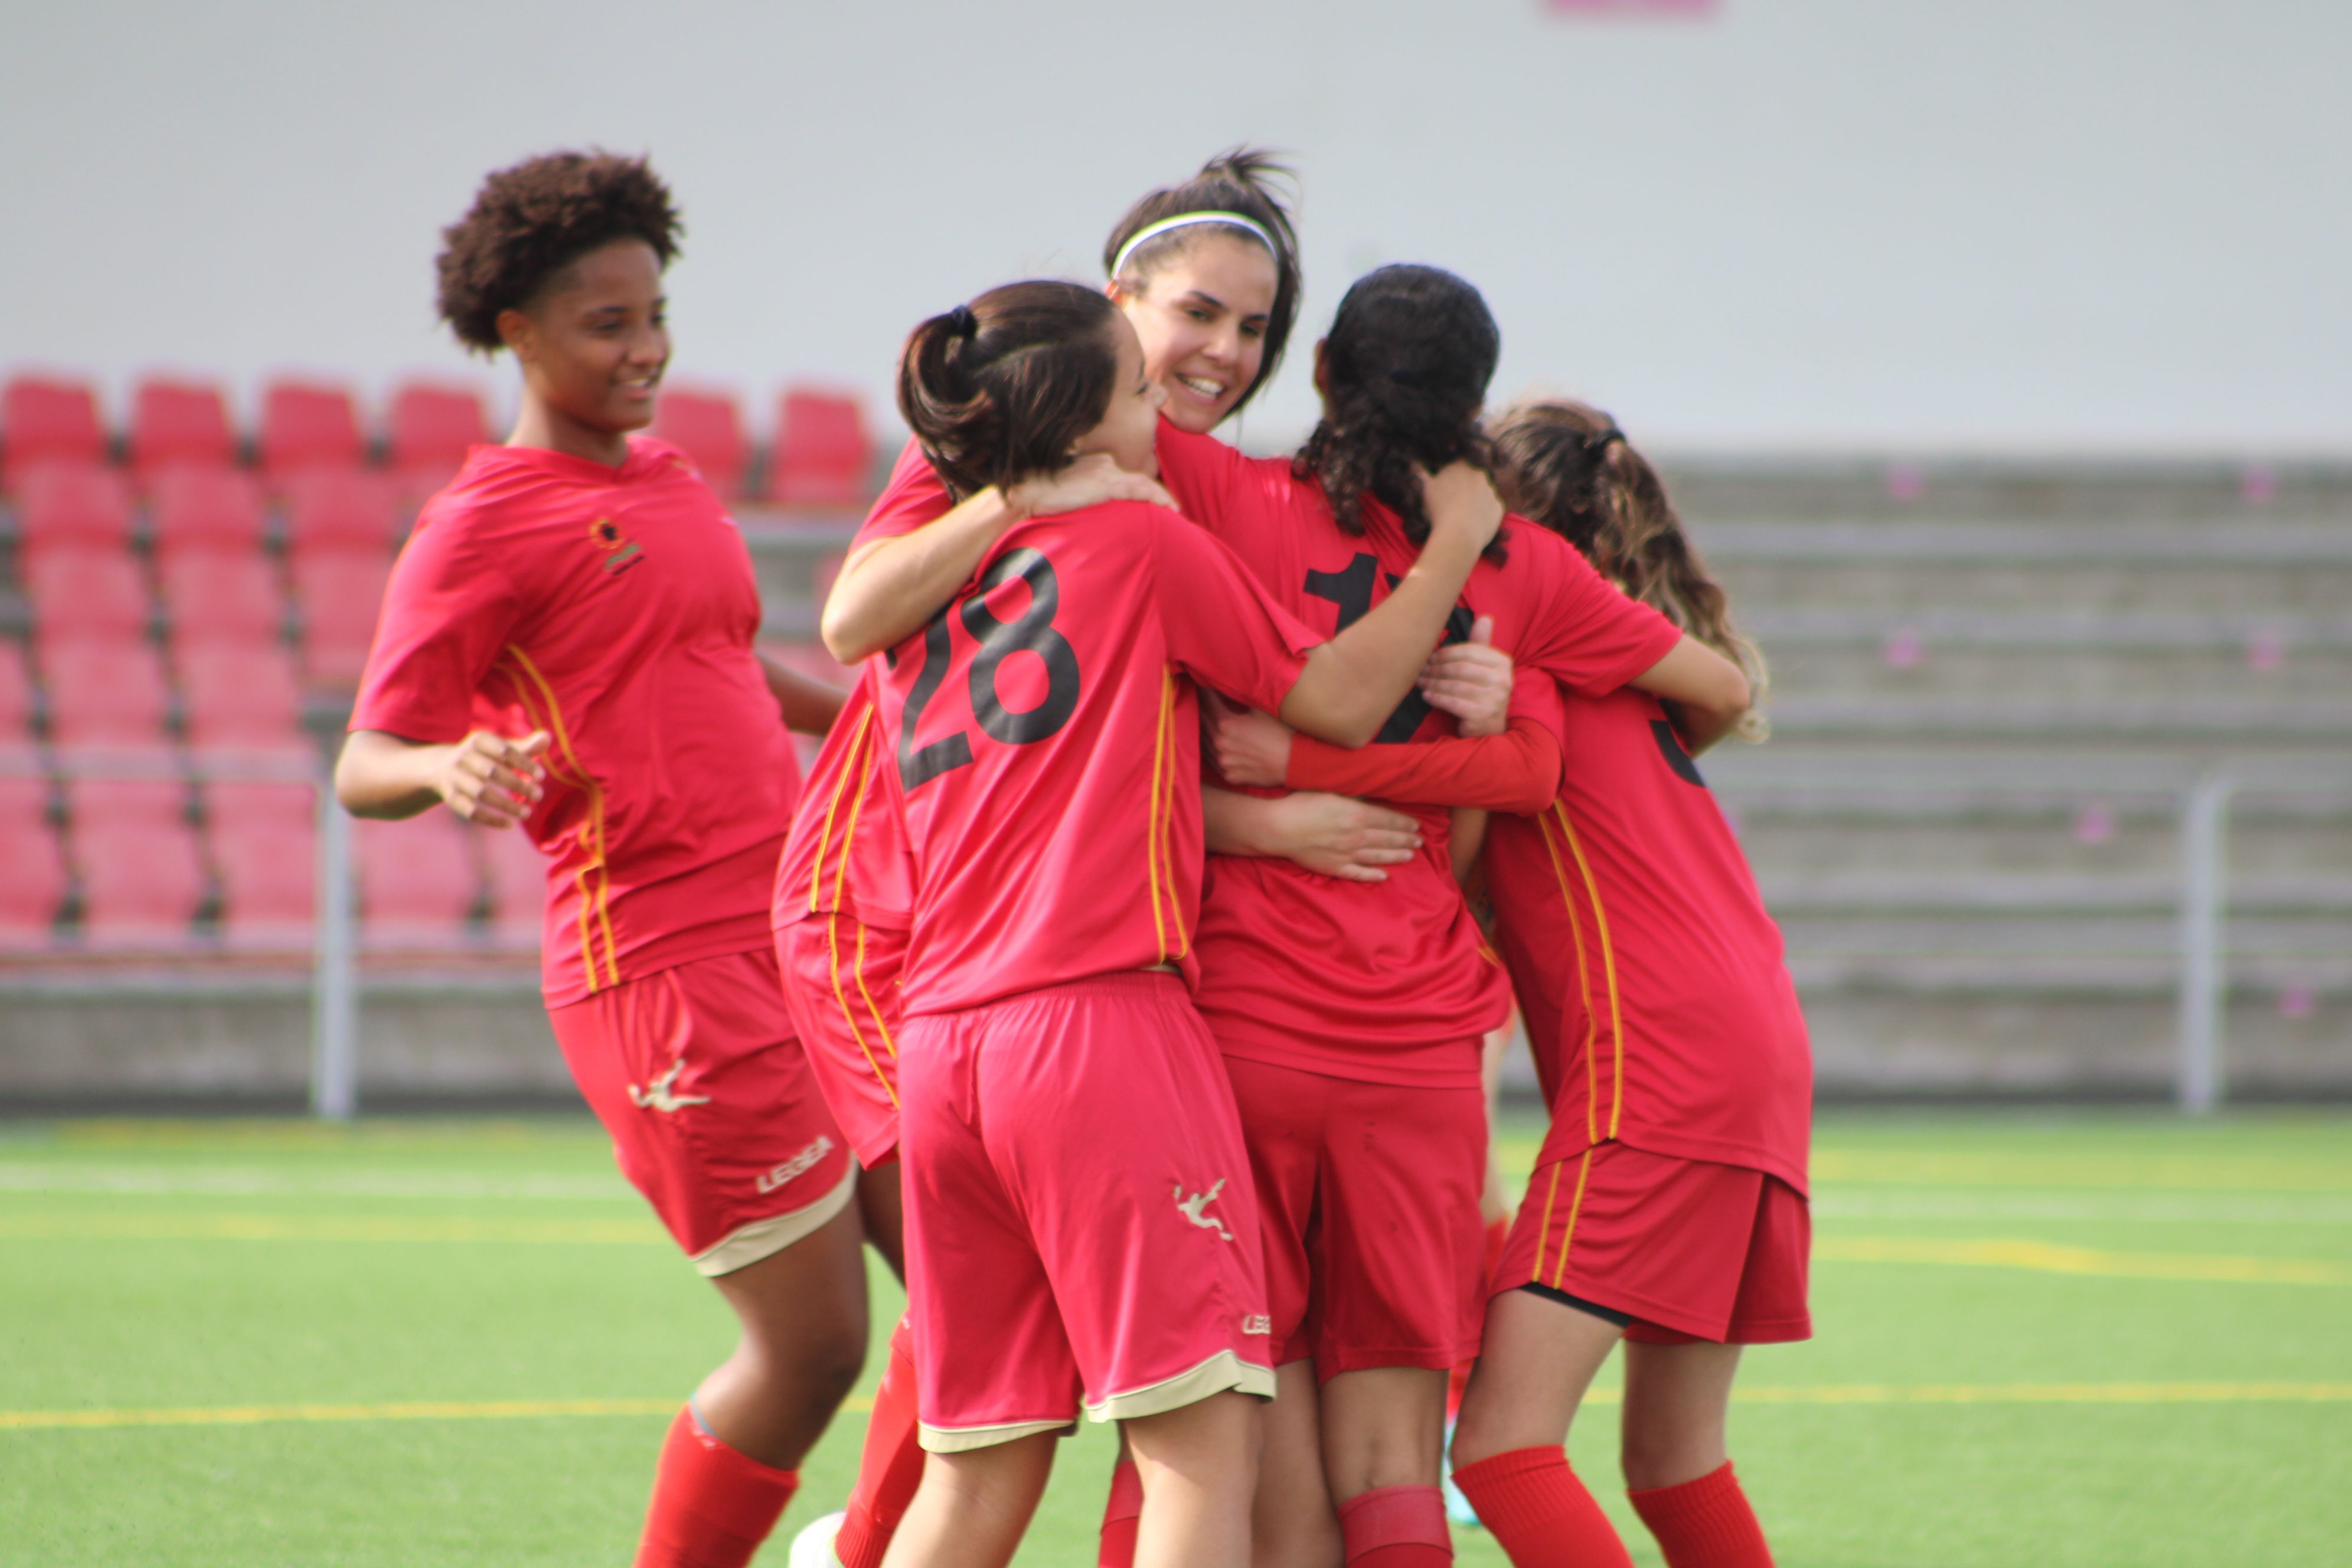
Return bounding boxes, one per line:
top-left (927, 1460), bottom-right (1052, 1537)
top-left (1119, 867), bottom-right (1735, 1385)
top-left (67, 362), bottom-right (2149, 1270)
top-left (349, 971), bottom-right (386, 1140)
top-left (1618, 1341), bottom-right (1740, 1491)
top-left (877, 1430), bottom-right (1056, 1568)
top-left (1319, 1366), bottom-right (1449, 1502)
top-left (1252, 1360), bottom-right (1341, 1568)
top-left (700, 1201), bottom-right (871, 1465)
top-left (1123, 1389), bottom-right (1260, 1568)
top-left (1450, 1288), bottom-right (1622, 1466)
top-left (857, 1161), bottom-right (906, 1281)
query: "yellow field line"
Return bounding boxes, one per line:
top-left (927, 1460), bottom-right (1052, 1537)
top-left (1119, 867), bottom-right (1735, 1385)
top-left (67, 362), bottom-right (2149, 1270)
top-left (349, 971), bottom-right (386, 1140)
top-left (6, 1384), bottom-right (2345, 1434)
top-left (0, 1396), bottom-right (872, 1432)
top-left (1817, 1236), bottom-right (2351, 1285)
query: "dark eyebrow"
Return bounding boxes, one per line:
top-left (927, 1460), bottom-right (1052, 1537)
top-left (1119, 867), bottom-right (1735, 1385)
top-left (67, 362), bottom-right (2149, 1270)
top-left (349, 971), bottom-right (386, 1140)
top-left (1180, 290), bottom-right (1226, 313)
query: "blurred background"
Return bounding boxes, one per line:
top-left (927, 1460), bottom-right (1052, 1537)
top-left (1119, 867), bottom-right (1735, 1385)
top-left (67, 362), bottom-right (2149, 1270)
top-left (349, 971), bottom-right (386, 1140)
top-left (3, 0), bottom-right (2348, 1113)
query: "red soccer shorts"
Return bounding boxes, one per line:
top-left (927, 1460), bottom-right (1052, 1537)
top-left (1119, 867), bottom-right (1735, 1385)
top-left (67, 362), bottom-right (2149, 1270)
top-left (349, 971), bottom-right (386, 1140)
top-left (551, 947), bottom-right (856, 1276)
top-left (1221, 1055), bottom-right (1488, 1378)
top-left (1495, 1139), bottom-right (1812, 1344)
top-left (774, 912), bottom-right (908, 1168)
top-left (897, 972), bottom-right (1275, 1452)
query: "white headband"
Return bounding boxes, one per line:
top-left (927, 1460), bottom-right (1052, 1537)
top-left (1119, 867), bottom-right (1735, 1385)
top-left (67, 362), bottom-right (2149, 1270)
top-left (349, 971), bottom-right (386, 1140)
top-left (1109, 211), bottom-right (1279, 281)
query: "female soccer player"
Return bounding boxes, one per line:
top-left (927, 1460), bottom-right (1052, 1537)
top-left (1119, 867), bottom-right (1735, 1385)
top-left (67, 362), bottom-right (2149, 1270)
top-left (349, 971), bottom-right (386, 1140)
top-left (871, 279), bottom-right (1501, 1568)
top-left (336, 151), bottom-right (867, 1568)
top-left (828, 263), bottom-right (1742, 1568)
top-left (1223, 401), bottom-right (1801, 1568)
top-left (778, 150), bottom-right (1430, 1568)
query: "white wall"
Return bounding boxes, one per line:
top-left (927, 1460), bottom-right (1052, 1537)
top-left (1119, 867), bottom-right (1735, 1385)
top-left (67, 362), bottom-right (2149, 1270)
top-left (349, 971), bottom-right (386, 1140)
top-left (3, 0), bottom-right (2345, 455)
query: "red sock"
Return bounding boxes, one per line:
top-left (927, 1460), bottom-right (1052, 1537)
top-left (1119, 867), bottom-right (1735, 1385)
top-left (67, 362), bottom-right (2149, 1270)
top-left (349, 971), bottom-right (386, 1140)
top-left (1628, 1461), bottom-right (1773, 1568)
top-left (1096, 1456), bottom-right (1144, 1568)
top-left (1338, 1484), bottom-right (1451, 1568)
top-left (834, 1317), bottom-right (925, 1568)
top-left (1450, 1447), bottom-right (1631, 1568)
top-left (635, 1406), bottom-right (799, 1568)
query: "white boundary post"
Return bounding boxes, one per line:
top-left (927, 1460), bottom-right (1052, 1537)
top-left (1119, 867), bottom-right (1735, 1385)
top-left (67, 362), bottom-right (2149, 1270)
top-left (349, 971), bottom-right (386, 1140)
top-left (311, 778), bottom-right (358, 1120)
top-left (2175, 770), bottom-right (2231, 1114)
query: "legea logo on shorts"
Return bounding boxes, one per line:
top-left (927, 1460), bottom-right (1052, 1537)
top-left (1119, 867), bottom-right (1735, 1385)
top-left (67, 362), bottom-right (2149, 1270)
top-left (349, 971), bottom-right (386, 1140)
top-left (756, 1135), bottom-right (836, 1194)
top-left (1174, 1178), bottom-right (1236, 1243)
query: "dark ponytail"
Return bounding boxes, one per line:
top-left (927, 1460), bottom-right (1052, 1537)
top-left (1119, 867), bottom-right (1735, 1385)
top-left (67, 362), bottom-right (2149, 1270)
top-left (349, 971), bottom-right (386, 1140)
top-left (1491, 398), bottom-right (1769, 740)
top-left (1102, 146), bottom-right (1302, 420)
top-left (1292, 264), bottom-right (1502, 557)
top-left (896, 281), bottom-right (1120, 500)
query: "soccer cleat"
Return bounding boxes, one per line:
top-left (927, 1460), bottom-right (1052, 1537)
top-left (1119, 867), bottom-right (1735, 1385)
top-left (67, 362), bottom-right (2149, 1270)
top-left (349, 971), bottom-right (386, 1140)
top-left (786, 1509), bottom-right (848, 1568)
top-left (1442, 1417), bottom-right (1481, 1528)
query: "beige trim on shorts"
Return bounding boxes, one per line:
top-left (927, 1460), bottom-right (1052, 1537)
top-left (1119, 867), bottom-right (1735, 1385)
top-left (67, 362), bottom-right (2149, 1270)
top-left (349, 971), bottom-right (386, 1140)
top-left (917, 1415), bottom-right (1077, 1454)
top-left (1083, 1350), bottom-right (1276, 1425)
top-left (690, 1162), bottom-right (858, 1277)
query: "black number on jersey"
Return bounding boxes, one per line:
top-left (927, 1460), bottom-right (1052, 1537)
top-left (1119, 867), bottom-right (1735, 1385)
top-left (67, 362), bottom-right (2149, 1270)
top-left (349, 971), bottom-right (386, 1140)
top-left (894, 547), bottom-right (1083, 790)
top-left (1303, 552), bottom-right (1477, 744)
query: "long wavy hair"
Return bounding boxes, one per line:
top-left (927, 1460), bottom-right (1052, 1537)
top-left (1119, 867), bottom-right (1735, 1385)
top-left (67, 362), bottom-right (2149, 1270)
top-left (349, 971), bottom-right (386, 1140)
top-left (1491, 398), bottom-right (1768, 739)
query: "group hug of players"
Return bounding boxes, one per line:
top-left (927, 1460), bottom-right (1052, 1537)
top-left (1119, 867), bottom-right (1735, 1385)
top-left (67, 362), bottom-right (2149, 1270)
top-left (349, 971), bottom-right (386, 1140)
top-left (337, 146), bottom-right (1812, 1568)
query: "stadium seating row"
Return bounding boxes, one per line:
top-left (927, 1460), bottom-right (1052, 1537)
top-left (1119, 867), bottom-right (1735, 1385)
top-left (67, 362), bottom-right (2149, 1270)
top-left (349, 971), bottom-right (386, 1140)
top-left (0, 639), bottom-right (314, 751)
top-left (1, 373), bottom-right (874, 504)
top-left (0, 770), bottom-right (539, 954)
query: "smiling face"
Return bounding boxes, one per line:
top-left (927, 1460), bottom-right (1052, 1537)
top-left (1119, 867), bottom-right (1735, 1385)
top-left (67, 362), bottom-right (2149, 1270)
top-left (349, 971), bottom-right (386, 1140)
top-left (498, 238), bottom-right (669, 449)
top-left (1109, 230), bottom-right (1280, 434)
top-left (1069, 312), bottom-right (1167, 478)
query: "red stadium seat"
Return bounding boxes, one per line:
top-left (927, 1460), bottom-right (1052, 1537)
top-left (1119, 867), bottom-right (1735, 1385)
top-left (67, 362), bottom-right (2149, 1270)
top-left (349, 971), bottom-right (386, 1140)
top-left (65, 771), bottom-right (188, 832)
top-left (181, 644), bottom-right (305, 752)
top-left (205, 778), bottom-right (315, 837)
top-left (291, 549), bottom-right (391, 688)
top-left (355, 812), bottom-right (479, 948)
top-left (259, 380), bottom-right (364, 482)
top-left (129, 378), bottom-right (237, 479)
top-left (150, 467), bottom-right (266, 558)
top-left (0, 643), bottom-right (35, 743)
top-left (652, 388), bottom-right (749, 497)
top-left (0, 817), bottom-right (67, 946)
top-left (26, 550), bottom-right (151, 644)
top-left (0, 763), bottom-right (50, 834)
top-left (212, 816), bottom-right (316, 950)
top-left (475, 821), bottom-right (545, 950)
top-left (765, 389), bottom-right (874, 508)
top-left (284, 469), bottom-right (400, 560)
top-left (75, 818), bottom-right (207, 947)
top-left (387, 381), bottom-right (488, 494)
top-left (42, 641), bottom-right (171, 749)
top-left (14, 463), bottom-right (134, 561)
top-left (161, 551), bottom-right (285, 652)
top-left (2, 375), bottom-right (106, 488)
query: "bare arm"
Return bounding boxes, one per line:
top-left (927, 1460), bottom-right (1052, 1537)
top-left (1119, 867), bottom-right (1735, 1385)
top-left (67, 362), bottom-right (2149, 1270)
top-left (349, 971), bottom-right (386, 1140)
top-left (1631, 636), bottom-right (1752, 755)
top-left (819, 455), bottom-right (1173, 662)
top-left (334, 728), bottom-right (549, 828)
top-left (1276, 463), bottom-right (1503, 747)
top-left (758, 655), bottom-right (848, 734)
top-left (1202, 786), bottom-right (1425, 886)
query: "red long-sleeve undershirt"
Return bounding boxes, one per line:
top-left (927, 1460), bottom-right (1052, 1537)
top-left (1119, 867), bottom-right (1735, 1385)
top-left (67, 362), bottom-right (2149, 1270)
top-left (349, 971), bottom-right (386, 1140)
top-left (1283, 713), bottom-right (1562, 814)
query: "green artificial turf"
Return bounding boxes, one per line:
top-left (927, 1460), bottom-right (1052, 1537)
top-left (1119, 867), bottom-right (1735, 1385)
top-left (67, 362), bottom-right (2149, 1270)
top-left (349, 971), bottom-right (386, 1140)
top-left (2, 1110), bottom-right (2347, 1566)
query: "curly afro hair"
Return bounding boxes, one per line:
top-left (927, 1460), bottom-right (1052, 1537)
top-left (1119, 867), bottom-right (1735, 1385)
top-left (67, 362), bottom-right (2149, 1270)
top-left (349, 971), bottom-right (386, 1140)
top-left (435, 151), bottom-right (682, 354)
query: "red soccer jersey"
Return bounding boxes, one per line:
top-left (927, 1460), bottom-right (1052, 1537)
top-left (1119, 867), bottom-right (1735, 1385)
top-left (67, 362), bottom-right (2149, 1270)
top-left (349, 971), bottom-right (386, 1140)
top-left (772, 665), bottom-right (915, 934)
top-left (1485, 691), bottom-right (1813, 1192)
top-left (352, 438), bottom-right (800, 1005)
top-left (876, 500), bottom-right (1321, 1017)
top-left (1151, 426), bottom-right (1683, 1087)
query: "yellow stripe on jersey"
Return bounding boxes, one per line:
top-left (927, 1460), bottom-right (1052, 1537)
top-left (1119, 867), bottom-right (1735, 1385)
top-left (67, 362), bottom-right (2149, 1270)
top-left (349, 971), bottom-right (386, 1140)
top-left (1550, 802), bottom-right (1626, 1140)
top-left (497, 646), bottom-right (620, 992)
top-left (1530, 1159), bottom-right (1567, 1281)
top-left (1144, 671), bottom-right (1173, 963)
top-left (1159, 671), bottom-right (1190, 959)
top-left (808, 703), bottom-right (877, 915)
top-left (1537, 809), bottom-right (1604, 1145)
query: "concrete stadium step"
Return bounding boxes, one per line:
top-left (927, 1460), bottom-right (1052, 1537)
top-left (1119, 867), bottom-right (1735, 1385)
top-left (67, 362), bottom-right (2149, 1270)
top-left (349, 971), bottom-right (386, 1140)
top-left (1657, 461), bottom-right (2352, 524)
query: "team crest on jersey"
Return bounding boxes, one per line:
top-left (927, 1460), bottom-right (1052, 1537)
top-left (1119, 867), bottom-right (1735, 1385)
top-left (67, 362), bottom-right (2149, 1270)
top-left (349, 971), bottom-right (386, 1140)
top-left (1174, 1178), bottom-right (1236, 1242)
top-left (590, 516), bottom-right (644, 575)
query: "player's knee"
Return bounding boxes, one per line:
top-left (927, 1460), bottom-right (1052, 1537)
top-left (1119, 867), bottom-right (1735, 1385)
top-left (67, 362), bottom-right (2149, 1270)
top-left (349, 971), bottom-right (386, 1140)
top-left (1618, 1423), bottom-right (1721, 1492)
